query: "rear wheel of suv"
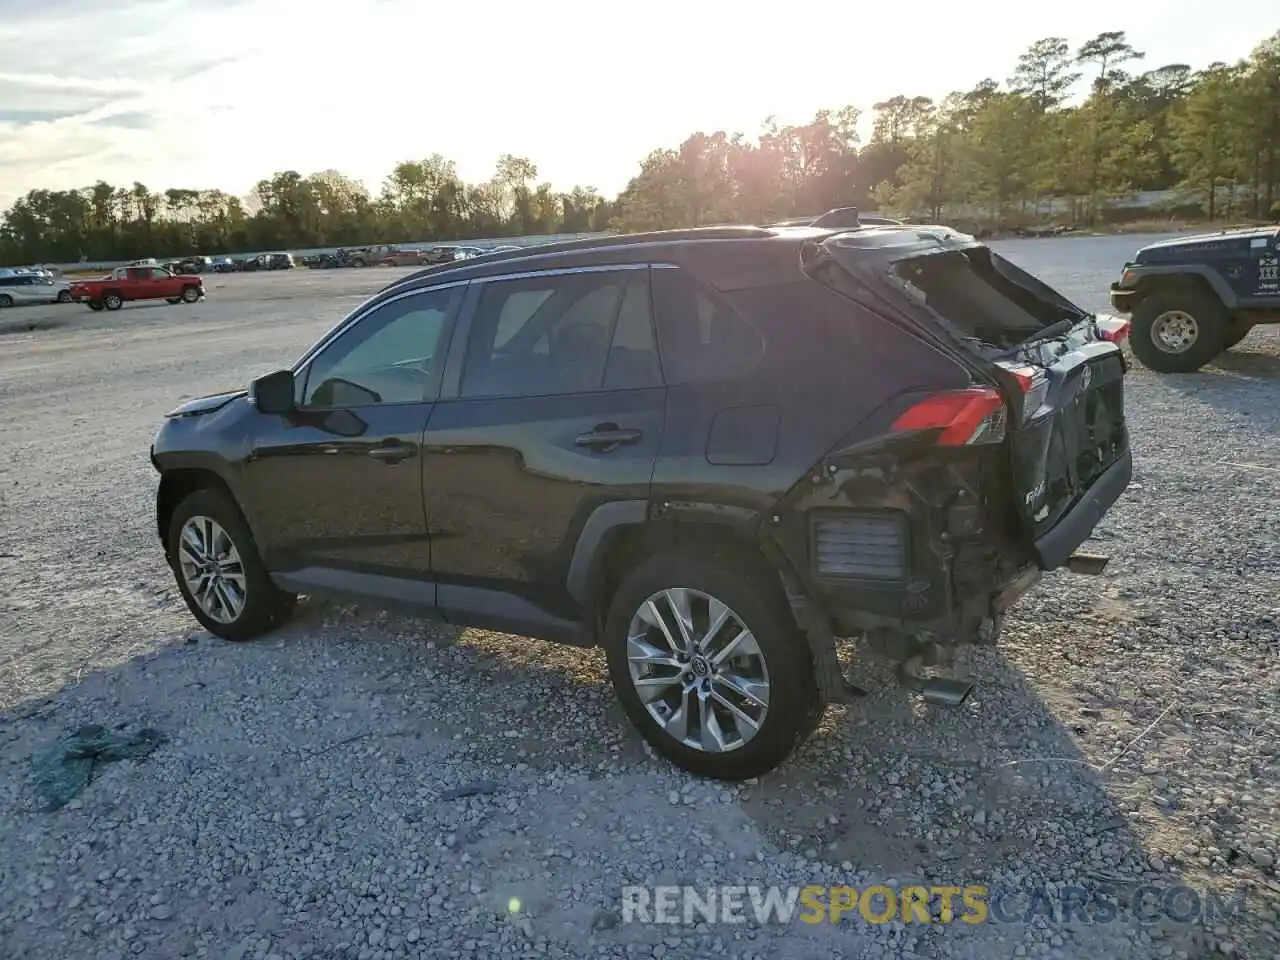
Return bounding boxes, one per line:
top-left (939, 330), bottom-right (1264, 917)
top-left (56, 290), bottom-right (72, 303)
top-left (103, 292), bottom-right (123, 311)
top-left (167, 487), bottom-right (296, 641)
top-left (603, 550), bottom-right (822, 780)
top-left (0, 294), bottom-right (12, 308)
top-left (181, 285), bottom-right (201, 303)
top-left (1130, 289), bottom-right (1227, 373)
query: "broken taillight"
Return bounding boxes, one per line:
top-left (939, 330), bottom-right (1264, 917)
top-left (1095, 316), bottom-right (1131, 343)
top-left (891, 388), bottom-right (1007, 446)
top-left (996, 362), bottom-right (1049, 424)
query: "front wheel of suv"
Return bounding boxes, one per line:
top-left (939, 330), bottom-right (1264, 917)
top-left (1130, 289), bottom-right (1228, 373)
top-left (167, 487), bottom-right (296, 641)
top-left (603, 550), bottom-right (822, 780)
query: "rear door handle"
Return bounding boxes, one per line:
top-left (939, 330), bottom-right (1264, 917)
top-left (575, 424), bottom-right (642, 451)
top-left (368, 442), bottom-right (415, 464)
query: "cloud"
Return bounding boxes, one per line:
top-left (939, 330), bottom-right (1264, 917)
top-left (87, 112), bottom-right (157, 131)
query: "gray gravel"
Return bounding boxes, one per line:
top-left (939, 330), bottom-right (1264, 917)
top-left (1, 240), bottom-right (1277, 960)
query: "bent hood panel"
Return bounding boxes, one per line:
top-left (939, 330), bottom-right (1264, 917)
top-left (164, 390), bottom-right (247, 419)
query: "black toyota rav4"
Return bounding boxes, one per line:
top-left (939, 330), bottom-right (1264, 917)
top-left (151, 223), bottom-right (1133, 780)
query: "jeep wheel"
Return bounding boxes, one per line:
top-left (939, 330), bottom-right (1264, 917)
top-left (56, 290), bottom-right (72, 303)
top-left (1130, 290), bottom-right (1227, 373)
top-left (102, 292), bottom-right (123, 311)
top-left (1223, 319), bottom-right (1254, 350)
top-left (181, 285), bottom-right (201, 303)
top-left (0, 294), bottom-right (12, 308)
top-left (603, 550), bottom-right (822, 780)
top-left (167, 487), bottom-right (296, 641)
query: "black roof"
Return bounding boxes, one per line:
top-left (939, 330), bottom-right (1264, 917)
top-left (380, 222), bottom-right (973, 298)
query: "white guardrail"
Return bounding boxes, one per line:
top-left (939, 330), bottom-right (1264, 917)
top-left (32, 232), bottom-right (613, 273)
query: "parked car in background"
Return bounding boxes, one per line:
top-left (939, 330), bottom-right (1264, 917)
top-left (211, 257), bottom-right (239, 274)
top-left (378, 246), bottom-right (430, 267)
top-left (264, 253), bottom-right (295, 270)
top-left (149, 222), bottom-right (1133, 780)
top-left (421, 246), bottom-right (463, 264)
top-left (69, 265), bottom-right (204, 311)
top-left (168, 256), bottom-right (214, 274)
top-left (0, 273), bottom-right (74, 307)
top-left (1108, 225), bottom-right (1280, 372)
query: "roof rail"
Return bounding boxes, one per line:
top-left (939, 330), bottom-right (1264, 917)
top-left (383, 225), bottom-right (778, 289)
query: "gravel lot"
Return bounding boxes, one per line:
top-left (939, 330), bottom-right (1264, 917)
top-left (1, 239), bottom-right (1277, 960)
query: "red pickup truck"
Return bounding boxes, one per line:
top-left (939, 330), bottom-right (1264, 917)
top-left (69, 266), bottom-right (205, 311)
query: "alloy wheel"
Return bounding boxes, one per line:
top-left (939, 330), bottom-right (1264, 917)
top-left (177, 515), bottom-right (247, 624)
top-left (626, 587), bottom-right (770, 753)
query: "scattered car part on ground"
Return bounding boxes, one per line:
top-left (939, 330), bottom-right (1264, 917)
top-left (1109, 225), bottom-right (1280, 372)
top-left (29, 724), bottom-right (167, 812)
top-left (151, 223), bottom-right (1132, 780)
top-left (69, 265), bottom-right (204, 310)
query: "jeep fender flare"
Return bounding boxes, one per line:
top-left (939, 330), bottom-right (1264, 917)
top-left (1129, 264), bottom-right (1239, 310)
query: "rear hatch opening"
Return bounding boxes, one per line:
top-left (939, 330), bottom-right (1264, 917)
top-left (801, 229), bottom-right (1131, 570)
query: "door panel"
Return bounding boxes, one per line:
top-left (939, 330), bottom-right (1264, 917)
top-left (242, 285), bottom-right (462, 577)
top-left (422, 389), bottom-right (665, 610)
top-left (246, 404), bottom-right (435, 574)
top-left (423, 266), bottom-right (664, 616)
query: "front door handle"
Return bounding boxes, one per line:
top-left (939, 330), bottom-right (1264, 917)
top-left (368, 442), bottom-right (415, 464)
top-left (575, 423), bottom-right (642, 451)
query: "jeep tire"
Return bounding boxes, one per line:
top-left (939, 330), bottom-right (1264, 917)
top-left (1130, 288), bottom-right (1228, 373)
top-left (603, 549), bottom-right (823, 780)
top-left (1223, 319), bottom-right (1254, 350)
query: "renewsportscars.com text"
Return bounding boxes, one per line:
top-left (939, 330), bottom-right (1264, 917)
top-left (621, 884), bottom-right (1251, 926)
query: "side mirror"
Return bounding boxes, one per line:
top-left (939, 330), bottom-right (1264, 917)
top-left (250, 369), bottom-right (296, 415)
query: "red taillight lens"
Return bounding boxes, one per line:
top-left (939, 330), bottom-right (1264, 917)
top-left (1097, 318), bottom-right (1130, 343)
top-left (891, 388), bottom-right (1007, 446)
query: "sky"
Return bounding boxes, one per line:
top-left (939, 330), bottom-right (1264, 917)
top-left (0, 0), bottom-right (1275, 210)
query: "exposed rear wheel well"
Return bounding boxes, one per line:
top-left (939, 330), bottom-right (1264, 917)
top-left (156, 469), bottom-right (236, 550)
top-left (587, 520), bottom-right (791, 638)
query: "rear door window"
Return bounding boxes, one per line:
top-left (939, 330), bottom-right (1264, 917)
top-left (460, 269), bottom-right (658, 398)
top-left (651, 268), bottom-right (764, 384)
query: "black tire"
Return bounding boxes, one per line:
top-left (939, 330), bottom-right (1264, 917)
top-left (181, 285), bottom-right (201, 303)
top-left (56, 290), bottom-right (72, 303)
top-left (1130, 288), bottom-right (1228, 373)
top-left (1223, 319), bottom-right (1254, 350)
top-left (88, 301), bottom-right (104, 311)
top-left (0, 294), bottom-right (12, 308)
top-left (603, 549), bottom-right (822, 780)
top-left (102, 292), bottom-right (123, 311)
top-left (166, 487), bottom-right (296, 641)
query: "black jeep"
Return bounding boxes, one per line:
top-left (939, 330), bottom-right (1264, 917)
top-left (150, 224), bottom-right (1132, 780)
top-left (1109, 226), bottom-right (1280, 372)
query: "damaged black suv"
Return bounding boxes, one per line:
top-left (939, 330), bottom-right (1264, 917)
top-left (151, 223), bottom-right (1133, 780)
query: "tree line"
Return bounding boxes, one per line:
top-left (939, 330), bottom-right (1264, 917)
top-left (2, 29), bottom-right (1277, 265)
